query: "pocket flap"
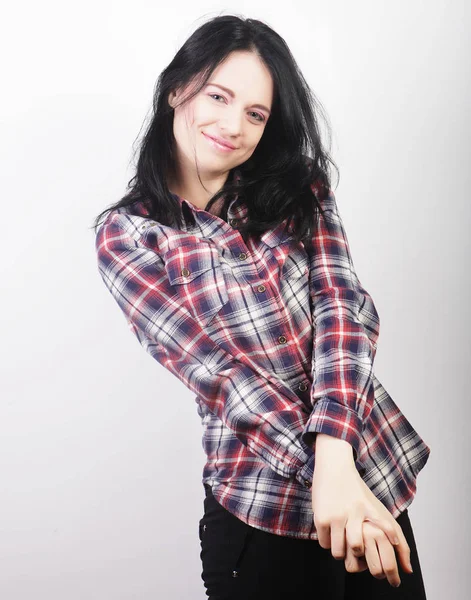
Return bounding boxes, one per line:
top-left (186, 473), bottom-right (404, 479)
top-left (165, 242), bottom-right (222, 285)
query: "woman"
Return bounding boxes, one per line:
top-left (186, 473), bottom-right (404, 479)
top-left (93, 14), bottom-right (431, 599)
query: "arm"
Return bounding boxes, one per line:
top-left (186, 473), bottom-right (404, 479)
top-left (301, 189), bottom-right (381, 466)
top-left (95, 213), bottom-right (315, 482)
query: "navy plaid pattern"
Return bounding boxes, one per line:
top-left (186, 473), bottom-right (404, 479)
top-left (95, 173), bottom-right (431, 540)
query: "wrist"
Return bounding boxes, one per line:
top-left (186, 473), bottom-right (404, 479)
top-left (313, 433), bottom-right (356, 466)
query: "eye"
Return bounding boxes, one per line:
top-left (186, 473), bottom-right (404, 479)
top-left (249, 111), bottom-right (265, 123)
top-left (209, 93), bottom-right (226, 103)
top-left (209, 94), bottom-right (265, 123)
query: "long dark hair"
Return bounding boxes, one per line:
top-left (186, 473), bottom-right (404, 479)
top-left (91, 14), bottom-right (339, 249)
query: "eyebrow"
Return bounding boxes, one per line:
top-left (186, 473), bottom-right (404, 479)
top-left (206, 82), bottom-right (271, 115)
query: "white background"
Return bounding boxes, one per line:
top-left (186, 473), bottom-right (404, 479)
top-left (1, 1), bottom-right (469, 598)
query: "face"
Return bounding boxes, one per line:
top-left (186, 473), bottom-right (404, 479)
top-left (168, 51), bottom-right (273, 179)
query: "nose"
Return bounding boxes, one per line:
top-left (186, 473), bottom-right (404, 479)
top-left (218, 106), bottom-right (243, 137)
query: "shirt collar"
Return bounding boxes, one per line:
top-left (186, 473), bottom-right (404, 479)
top-left (172, 168), bottom-right (248, 222)
top-left (131, 168), bottom-right (295, 247)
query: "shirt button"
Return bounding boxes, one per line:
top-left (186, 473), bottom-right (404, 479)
top-left (257, 284), bottom-right (266, 293)
top-left (181, 268), bottom-right (191, 277)
top-left (304, 479), bottom-right (312, 489)
top-left (278, 335), bottom-right (287, 344)
top-left (298, 381), bottom-right (308, 392)
top-left (232, 570), bottom-right (239, 578)
top-left (238, 252), bottom-right (247, 260)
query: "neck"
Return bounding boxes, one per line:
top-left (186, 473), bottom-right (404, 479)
top-left (167, 155), bottom-right (230, 211)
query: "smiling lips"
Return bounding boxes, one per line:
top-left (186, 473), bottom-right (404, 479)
top-left (203, 132), bottom-right (238, 151)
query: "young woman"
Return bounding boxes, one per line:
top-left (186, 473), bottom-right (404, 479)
top-left (93, 14), bottom-right (431, 600)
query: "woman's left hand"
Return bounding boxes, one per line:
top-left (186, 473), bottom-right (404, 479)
top-left (311, 437), bottom-right (413, 587)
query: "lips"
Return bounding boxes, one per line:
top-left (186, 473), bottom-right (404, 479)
top-left (203, 132), bottom-right (237, 150)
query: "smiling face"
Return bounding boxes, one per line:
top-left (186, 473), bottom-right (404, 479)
top-left (168, 51), bottom-right (274, 180)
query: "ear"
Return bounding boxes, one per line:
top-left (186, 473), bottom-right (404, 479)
top-left (168, 90), bottom-right (177, 108)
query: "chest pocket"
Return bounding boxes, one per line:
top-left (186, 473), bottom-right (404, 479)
top-left (278, 245), bottom-right (311, 318)
top-left (280, 246), bottom-right (309, 280)
top-left (163, 241), bottom-right (229, 328)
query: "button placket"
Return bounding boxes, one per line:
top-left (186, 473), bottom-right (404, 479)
top-left (229, 237), bottom-right (300, 359)
top-left (232, 248), bottom-right (267, 285)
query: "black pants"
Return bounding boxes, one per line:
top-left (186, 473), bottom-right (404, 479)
top-left (199, 484), bottom-right (427, 599)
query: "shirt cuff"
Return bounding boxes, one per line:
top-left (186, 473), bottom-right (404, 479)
top-left (301, 399), bottom-right (363, 459)
top-left (296, 400), bottom-right (368, 488)
top-left (295, 453), bottom-right (316, 490)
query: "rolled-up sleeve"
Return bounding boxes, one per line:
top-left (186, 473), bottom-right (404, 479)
top-left (301, 190), bottom-right (380, 465)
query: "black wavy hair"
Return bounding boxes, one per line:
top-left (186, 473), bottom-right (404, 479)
top-left (91, 13), bottom-right (339, 250)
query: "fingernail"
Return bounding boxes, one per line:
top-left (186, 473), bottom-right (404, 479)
top-left (409, 564), bottom-right (414, 573)
top-left (394, 581), bottom-right (401, 588)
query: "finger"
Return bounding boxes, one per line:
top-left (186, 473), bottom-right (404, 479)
top-left (330, 521), bottom-right (346, 560)
top-left (375, 528), bottom-right (402, 587)
top-left (393, 521), bottom-right (413, 574)
top-left (363, 523), bottom-right (387, 580)
top-left (344, 543), bottom-right (369, 574)
top-left (363, 514), bottom-right (402, 549)
top-left (315, 520), bottom-right (331, 550)
top-left (345, 516), bottom-right (365, 557)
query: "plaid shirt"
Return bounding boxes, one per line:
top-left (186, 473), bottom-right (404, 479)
top-left (95, 174), bottom-right (431, 540)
